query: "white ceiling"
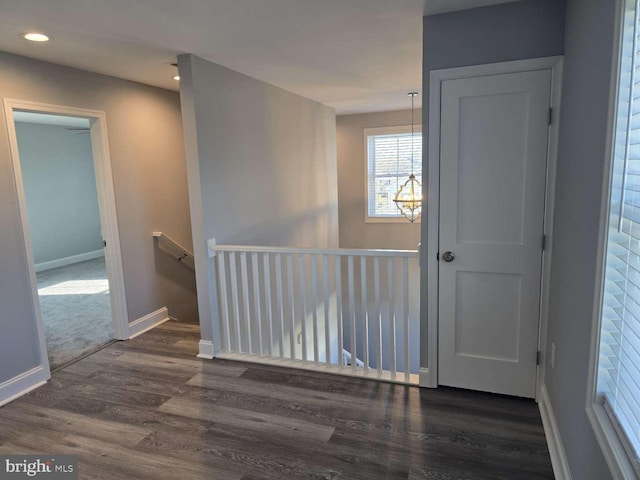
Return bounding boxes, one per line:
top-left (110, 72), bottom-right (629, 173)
top-left (13, 111), bottom-right (90, 128)
top-left (0, 0), bottom-right (515, 114)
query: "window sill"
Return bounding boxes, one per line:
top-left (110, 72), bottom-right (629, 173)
top-left (587, 401), bottom-right (640, 479)
top-left (365, 216), bottom-right (422, 224)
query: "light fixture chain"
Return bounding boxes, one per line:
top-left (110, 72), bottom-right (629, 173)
top-left (393, 91), bottom-right (422, 223)
top-left (411, 93), bottom-right (414, 175)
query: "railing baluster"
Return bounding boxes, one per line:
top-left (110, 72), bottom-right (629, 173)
top-left (229, 252), bottom-right (242, 353)
top-left (311, 255), bottom-right (320, 363)
top-left (275, 254), bottom-right (285, 358)
top-left (299, 254), bottom-right (308, 362)
top-left (287, 254), bottom-right (296, 359)
top-left (348, 255), bottom-right (356, 373)
top-left (403, 256), bottom-right (410, 381)
top-left (240, 253), bottom-right (252, 354)
top-left (335, 255), bottom-right (344, 367)
top-left (252, 253), bottom-right (263, 356)
top-left (388, 257), bottom-right (396, 379)
top-left (374, 256), bottom-right (382, 376)
top-left (323, 255), bottom-right (331, 364)
top-left (212, 245), bottom-right (416, 384)
top-left (217, 252), bottom-right (231, 351)
top-left (263, 253), bottom-right (274, 357)
top-left (361, 256), bottom-right (369, 372)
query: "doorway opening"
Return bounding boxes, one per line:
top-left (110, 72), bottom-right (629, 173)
top-left (5, 100), bottom-right (129, 374)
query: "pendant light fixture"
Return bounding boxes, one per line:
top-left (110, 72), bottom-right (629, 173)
top-left (393, 92), bottom-right (422, 222)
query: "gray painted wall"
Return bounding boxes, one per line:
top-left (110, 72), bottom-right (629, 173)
top-left (178, 54), bottom-right (339, 350)
top-left (423, 1), bottom-right (616, 477)
top-left (421, 0), bottom-right (566, 369)
top-left (15, 122), bottom-right (103, 265)
top-left (337, 109), bottom-right (421, 250)
top-left (544, 0), bottom-right (616, 478)
top-left (0, 51), bottom-right (196, 385)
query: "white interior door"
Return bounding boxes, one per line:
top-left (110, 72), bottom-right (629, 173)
top-left (437, 69), bottom-right (551, 398)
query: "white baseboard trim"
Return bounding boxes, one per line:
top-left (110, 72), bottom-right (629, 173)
top-left (197, 340), bottom-right (215, 359)
top-left (35, 249), bottom-right (105, 272)
top-left (128, 307), bottom-right (170, 339)
top-left (539, 384), bottom-right (572, 480)
top-left (0, 365), bottom-right (50, 408)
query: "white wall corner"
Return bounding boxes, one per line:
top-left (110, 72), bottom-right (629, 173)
top-left (0, 365), bottom-right (50, 408)
top-left (128, 307), bottom-right (170, 339)
top-left (197, 340), bottom-right (215, 359)
top-left (539, 384), bottom-right (572, 480)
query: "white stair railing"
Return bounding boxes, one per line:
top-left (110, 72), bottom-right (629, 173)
top-left (342, 348), bottom-right (365, 368)
top-left (209, 244), bottom-right (419, 384)
top-left (153, 232), bottom-right (195, 270)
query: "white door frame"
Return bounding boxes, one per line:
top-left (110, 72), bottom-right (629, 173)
top-left (3, 99), bottom-right (130, 375)
top-left (422, 56), bottom-right (564, 400)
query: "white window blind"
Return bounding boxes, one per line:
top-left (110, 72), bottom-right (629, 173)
top-left (598, 0), bottom-right (640, 474)
top-left (366, 127), bottom-right (422, 218)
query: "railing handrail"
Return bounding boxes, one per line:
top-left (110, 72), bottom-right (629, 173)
top-left (210, 244), bottom-right (418, 258)
top-left (153, 232), bottom-right (195, 269)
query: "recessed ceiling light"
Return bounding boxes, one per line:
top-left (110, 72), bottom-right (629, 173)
top-left (173, 75), bottom-right (180, 81)
top-left (21, 32), bottom-right (50, 42)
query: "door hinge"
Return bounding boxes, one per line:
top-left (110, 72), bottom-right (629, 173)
top-left (103, 239), bottom-right (107, 247)
top-left (548, 108), bottom-right (553, 126)
top-left (542, 234), bottom-right (547, 251)
top-left (536, 350), bottom-right (542, 365)
top-left (436, 251), bottom-right (439, 261)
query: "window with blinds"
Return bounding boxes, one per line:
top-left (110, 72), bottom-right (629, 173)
top-left (597, 0), bottom-right (640, 474)
top-left (365, 126), bottom-right (422, 219)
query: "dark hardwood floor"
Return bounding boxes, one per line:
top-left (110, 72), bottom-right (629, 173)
top-left (0, 321), bottom-right (554, 479)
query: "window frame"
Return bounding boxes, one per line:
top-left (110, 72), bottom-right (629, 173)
top-left (363, 125), bottom-right (423, 223)
top-left (587, 0), bottom-right (640, 478)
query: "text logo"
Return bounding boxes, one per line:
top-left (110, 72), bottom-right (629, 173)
top-left (0, 456), bottom-right (77, 479)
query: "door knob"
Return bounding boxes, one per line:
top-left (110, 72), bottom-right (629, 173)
top-left (442, 251), bottom-right (455, 262)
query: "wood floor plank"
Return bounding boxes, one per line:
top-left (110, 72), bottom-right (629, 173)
top-left (65, 433), bottom-right (241, 480)
top-left (188, 370), bottom-right (420, 415)
top-left (69, 382), bottom-right (171, 408)
top-left (155, 321), bottom-right (201, 333)
top-left (0, 320), bottom-right (553, 479)
top-left (174, 338), bottom-right (201, 349)
top-left (0, 403), bottom-right (152, 448)
top-left (0, 441), bottom-right (43, 455)
top-left (108, 339), bottom-right (203, 359)
top-left (108, 350), bottom-right (202, 370)
top-left (157, 396), bottom-right (336, 443)
top-left (82, 389), bottom-right (415, 477)
top-left (187, 370), bottom-right (545, 442)
top-left (136, 428), bottom-right (409, 480)
top-left (63, 353), bottom-right (196, 384)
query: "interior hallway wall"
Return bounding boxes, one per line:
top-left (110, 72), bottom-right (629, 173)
top-left (421, 0), bottom-right (565, 369)
top-left (14, 122), bottom-right (103, 265)
top-left (337, 109), bottom-right (422, 251)
top-left (178, 54), bottom-right (339, 351)
top-left (0, 51), bottom-right (196, 387)
top-left (422, 1), bottom-right (614, 478)
top-left (543, 0), bottom-right (617, 478)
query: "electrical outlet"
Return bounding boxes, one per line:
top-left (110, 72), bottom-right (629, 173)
top-left (551, 342), bottom-right (556, 369)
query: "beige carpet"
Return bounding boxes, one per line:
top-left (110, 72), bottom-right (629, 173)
top-left (36, 257), bottom-right (114, 369)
